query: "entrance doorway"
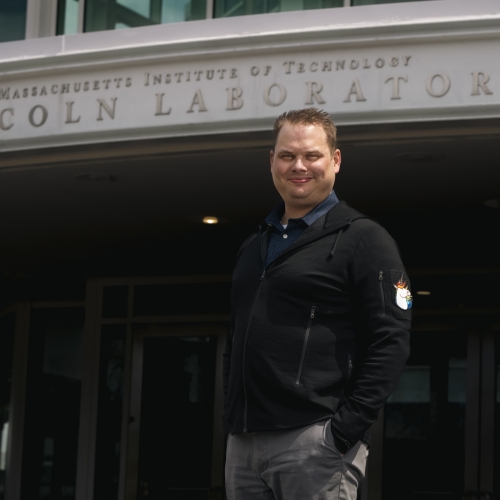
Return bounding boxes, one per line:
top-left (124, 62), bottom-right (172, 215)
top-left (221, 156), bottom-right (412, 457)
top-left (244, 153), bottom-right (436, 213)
top-left (81, 276), bottom-right (230, 500)
top-left (365, 317), bottom-right (499, 500)
top-left (126, 324), bottom-right (226, 500)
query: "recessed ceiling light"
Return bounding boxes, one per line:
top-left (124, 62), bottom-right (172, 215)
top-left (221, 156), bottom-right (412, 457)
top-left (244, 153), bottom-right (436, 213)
top-left (396, 153), bottom-right (445, 163)
top-left (202, 216), bottom-right (219, 225)
top-left (416, 291), bottom-right (431, 296)
top-left (75, 173), bottom-right (118, 182)
top-left (484, 198), bottom-right (500, 208)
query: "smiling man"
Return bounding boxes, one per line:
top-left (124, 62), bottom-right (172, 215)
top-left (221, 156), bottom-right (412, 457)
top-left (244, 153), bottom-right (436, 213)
top-left (223, 108), bottom-right (412, 500)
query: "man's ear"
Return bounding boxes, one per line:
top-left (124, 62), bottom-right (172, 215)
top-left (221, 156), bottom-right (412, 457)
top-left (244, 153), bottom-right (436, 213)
top-left (333, 149), bottom-right (341, 173)
top-left (270, 150), bottom-right (274, 169)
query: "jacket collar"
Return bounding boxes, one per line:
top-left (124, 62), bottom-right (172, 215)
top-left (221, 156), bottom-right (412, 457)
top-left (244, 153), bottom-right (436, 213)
top-left (260, 201), bottom-right (369, 265)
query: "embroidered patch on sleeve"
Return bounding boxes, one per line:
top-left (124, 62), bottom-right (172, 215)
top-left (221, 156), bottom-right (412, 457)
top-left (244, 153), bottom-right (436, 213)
top-left (394, 275), bottom-right (413, 310)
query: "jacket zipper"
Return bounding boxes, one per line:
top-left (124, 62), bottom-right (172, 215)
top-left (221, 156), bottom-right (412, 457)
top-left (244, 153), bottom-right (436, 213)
top-left (295, 306), bottom-right (316, 385)
top-left (241, 232), bottom-right (268, 433)
top-left (379, 270), bottom-right (386, 315)
top-left (348, 353), bottom-right (353, 380)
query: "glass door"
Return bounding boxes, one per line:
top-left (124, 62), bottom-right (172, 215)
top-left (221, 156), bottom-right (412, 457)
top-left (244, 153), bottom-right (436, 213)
top-left (379, 322), bottom-right (498, 500)
top-left (382, 328), bottom-right (468, 500)
top-left (125, 323), bottom-right (226, 500)
top-left (0, 312), bottom-right (15, 500)
top-left (493, 328), bottom-right (500, 500)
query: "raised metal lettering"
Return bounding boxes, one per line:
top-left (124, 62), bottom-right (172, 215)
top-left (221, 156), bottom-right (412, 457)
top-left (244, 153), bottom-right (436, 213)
top-left (155, 93), bottom-right (172, 115)
top-left (426, 74), bottom-right (451, 98)
top-left (384, 75), bottom-right (408, 100)
top-left (264, 84), bottom-right (287, 107)
top-left (187, 90), bottom-right (207, 113)
top-left (0, 108), bottom-right (14, 130)
top-left (343, 79), bottom-right (366, 103)
top-left (305, 82), bottom-right (325, 105)
top-left (97, 98), bottom-right (117, 120)
top-left (28, 105), bottom-right (48, 127)
top-left (471, 72), bottom-right (493, 96)
top-left (65, 102), bottom-right (81, 124)
top-left (226, 87), bottom-right (244, 111)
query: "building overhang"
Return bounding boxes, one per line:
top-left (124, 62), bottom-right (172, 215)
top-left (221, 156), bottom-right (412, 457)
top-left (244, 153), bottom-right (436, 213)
top-left (0, 0), bottom-right (499, 154)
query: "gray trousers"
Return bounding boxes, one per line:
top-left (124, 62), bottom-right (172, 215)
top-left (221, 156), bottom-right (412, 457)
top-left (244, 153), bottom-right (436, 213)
top-left (225, 420), bottom-right (368, 500)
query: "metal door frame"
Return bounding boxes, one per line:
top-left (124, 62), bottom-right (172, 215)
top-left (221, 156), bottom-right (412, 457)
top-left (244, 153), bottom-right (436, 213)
top-left (76, 276), bottom-right (230, 500)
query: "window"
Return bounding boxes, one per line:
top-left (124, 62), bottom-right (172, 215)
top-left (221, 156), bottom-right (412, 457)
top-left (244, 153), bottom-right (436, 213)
top-left (57, 0), bottom-right (79, 35)
top-left (383, 331), bottom-right (468, 500)
top-left (21, 308), bottom-right (85, 500)
top-left (215, 0), bottom-right (342, 18)
top-left (84, 0), bottom-right (206, 32)
top-left (352, 0), bottom-right (430, 5)
top-left (0, 0), bottom-right (27, 43)
top-left (0, 313), bottom-right (15, 500)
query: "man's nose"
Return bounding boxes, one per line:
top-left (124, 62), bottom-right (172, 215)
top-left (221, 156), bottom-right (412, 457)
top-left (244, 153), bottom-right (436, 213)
top-left (293, 158), bottom-right (307, 171)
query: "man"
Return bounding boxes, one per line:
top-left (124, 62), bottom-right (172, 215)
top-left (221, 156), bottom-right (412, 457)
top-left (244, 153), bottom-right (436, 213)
top-left (223, 108), bottom-right (411, 500)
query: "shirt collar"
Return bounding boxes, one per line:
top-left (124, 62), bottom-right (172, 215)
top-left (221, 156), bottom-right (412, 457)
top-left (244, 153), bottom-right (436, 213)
top-left (264, 190), bottom-right (339, 230)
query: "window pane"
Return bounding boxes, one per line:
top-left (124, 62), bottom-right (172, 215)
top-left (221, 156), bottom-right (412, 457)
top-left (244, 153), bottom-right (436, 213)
top-left (85, 0), bottom-right (206, 33)
top-left (0, 313), bottom-right (15, 500)
top-left (93, 324), bottom-right (127, 500)
top-left (21, 308), bottom-right (84, 500)
top-left (0, 0), bottom-right (27, 43)
top-left (117, 0), bottom-right (149, 17)
top-left (57, 0), bottom-right (79, 35)
top-left (215, 0), bottom-right (341, 17)
top-left (136, 335), bottom-right (217, 497)
top-left (383, 331), bottom-right (467, 500)
top-left (352, 0), bottom-right (430, 5)
top-left (495, 331), bottom-right (500, 499)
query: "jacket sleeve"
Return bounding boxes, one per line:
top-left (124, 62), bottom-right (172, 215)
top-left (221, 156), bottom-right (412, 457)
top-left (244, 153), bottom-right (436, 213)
top-left (223, 313), bottom-right (234, 403)
top-left (223, 232), bottom-right (257, 407)
top-left (330, 222), bottom-right (411, 453)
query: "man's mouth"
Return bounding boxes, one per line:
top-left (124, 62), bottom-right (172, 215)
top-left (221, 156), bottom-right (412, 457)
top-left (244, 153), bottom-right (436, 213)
top-left (289, 178), bottom-right (311, 184)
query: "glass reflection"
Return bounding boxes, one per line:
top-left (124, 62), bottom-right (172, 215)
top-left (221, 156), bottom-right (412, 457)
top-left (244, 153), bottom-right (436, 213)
top-left (20, 308), bottom-right (84, 500)
top-left (0, 0), bottom-right (27, 43)
top-left (57, 0), bottom-right (79, 35)
top-left (136, 335), bottom-right (217, 498)
top-left (0, 313), bottom-right (15, 500)
top-left (85, 0), bottom-right (206, 32)
top-left (383, 331), bottom-right (467, 500)
top-left (494, 332), bottom-right (500, 499)
top-left (93, 324), bottom-right (126, 500)
top-left (352, 0), bottom-right (429, 5)
top-left (215, 0), bottom-right (342, 17)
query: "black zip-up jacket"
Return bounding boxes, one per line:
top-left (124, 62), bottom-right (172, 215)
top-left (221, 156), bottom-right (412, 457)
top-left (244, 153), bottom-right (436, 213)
top-left (223, 201), bottom-right (411, 453)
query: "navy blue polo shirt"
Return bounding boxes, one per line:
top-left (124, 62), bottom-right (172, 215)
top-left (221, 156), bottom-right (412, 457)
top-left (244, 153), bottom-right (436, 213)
top-left (264, 191), bottom-right (339, 268)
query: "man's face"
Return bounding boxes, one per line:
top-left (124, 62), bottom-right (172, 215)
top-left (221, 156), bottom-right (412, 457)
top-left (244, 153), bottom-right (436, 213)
top-left (270, 123), bottom-right (341, 210)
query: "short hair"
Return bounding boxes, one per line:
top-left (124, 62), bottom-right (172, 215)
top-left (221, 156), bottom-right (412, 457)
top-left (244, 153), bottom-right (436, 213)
top-left (272, 108), bottom-right (337, 152)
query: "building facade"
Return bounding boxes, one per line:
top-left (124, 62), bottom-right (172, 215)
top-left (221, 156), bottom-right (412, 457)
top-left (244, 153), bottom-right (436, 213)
top-left (0, 0), bottom-right (500, 499)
